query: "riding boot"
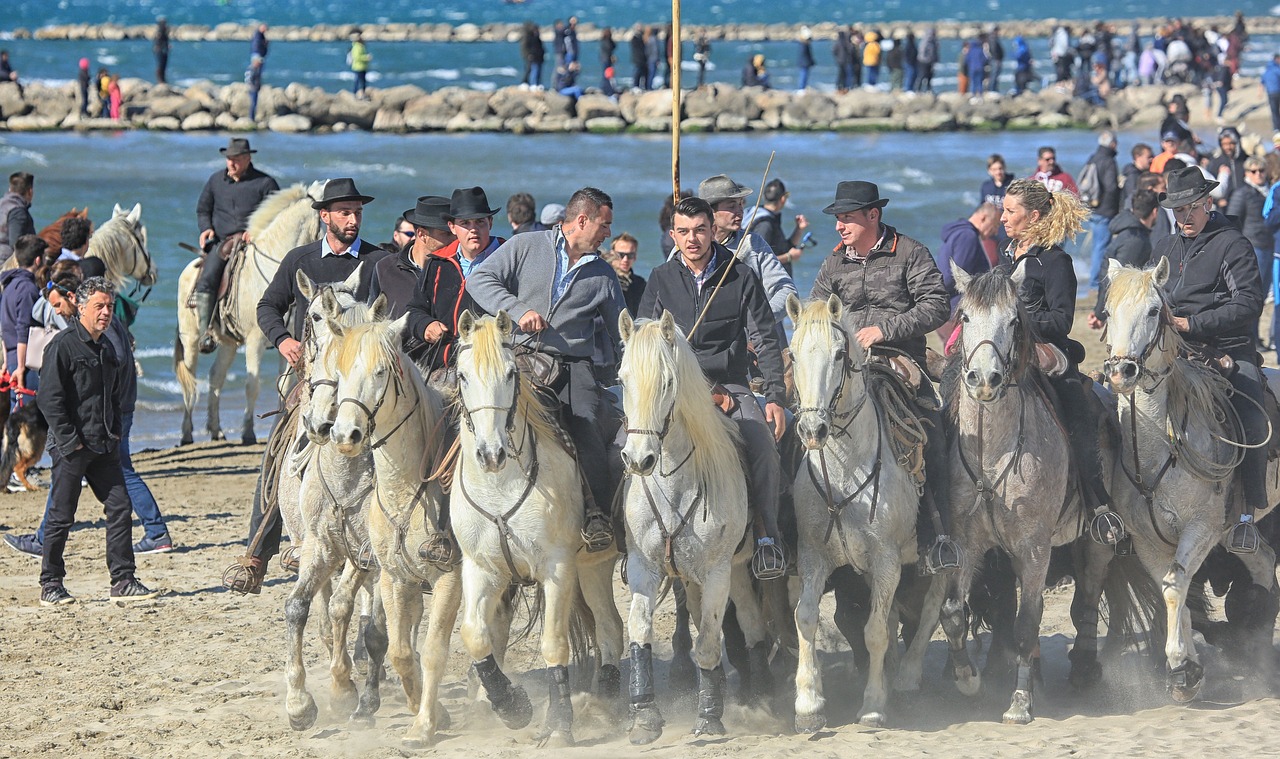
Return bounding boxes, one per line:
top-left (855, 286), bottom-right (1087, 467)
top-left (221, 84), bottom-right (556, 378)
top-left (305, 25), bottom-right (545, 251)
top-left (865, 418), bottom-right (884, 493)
top-left (192, 291), bottom-right (218, 354)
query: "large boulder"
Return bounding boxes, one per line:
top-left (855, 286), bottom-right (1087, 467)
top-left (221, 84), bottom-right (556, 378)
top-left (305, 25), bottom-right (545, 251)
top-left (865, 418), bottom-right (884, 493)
top-left (6, 114), bottom-right (59, 131)
top-left (402, 92), bottom-right (457, 130)
top-left (181, 111), bottom-right (216, 130)
top-left (715, 112), bottom-right (749, 132)
top-left (904, 111), bottom-right (955, 131)
top-left (837, 89), bottom-right (896, 119)
top-left (575, 93), bottom-right (620, 121)
top-left (268, 113), bottom-right (312, 132)
top-left (784, 93), bottom-right (836, 128)
top-left (373, 108), bottom-right (406, 132)
top-left (0, 82), bottom-right (32, 120)
top-left (325, 92), bottom-right (378, 129)
top-left (634, 90), bottom-right (676, 122)
top-left (147, 115), bottom-right (182, 130)
top-left (147, 94), bottom-right (203, 120)
top-left (487, 88), bottom-right (538, 120)
top-left (372, 84), bottom-right (427, 111)
top-left (585, 116), bottom-right (627, 133)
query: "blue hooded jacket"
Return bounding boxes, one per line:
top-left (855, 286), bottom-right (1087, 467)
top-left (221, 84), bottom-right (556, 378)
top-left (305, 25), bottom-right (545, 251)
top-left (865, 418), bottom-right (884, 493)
top-left (0, 266), bottom-right (38, 363)
top-left (1015, 36), bottom-right (1032, 71)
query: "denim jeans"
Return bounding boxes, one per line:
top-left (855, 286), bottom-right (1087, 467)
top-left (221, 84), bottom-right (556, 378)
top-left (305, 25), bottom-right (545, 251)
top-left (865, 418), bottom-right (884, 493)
top-left (798, 66), bottom-right (810, 90)
top-left (37, 411), bottom-right (167, 543)
top-left (1087, 214), bottom-right (1114, 289)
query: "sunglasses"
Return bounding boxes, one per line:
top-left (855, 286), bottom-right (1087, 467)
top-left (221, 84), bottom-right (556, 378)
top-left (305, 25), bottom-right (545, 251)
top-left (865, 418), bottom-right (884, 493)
top-left (615, 251), bottom-right (637, 260)
top-left (397, 228), bottom-right (416, 237)
top-left (46, 282), bottom-right (73, 297)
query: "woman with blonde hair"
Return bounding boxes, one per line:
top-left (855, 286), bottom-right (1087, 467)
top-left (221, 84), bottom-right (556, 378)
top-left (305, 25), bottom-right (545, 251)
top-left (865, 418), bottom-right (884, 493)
top-left (999, 179), bottom-right (1125, 547)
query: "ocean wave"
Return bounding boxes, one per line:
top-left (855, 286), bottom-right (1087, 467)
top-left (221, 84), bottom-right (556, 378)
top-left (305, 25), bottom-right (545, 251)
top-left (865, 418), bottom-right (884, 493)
top-left (468, 81), bottom-right (498, 92)
top-left (466, 66), bottom-right (520, 78)
top-left (139, 377), bottom-right (188, 395)
top-left (135, 346), bottom-right (175, 359)
top-left (443, 10), bottom-right (469, 21)
top-left (321, 161), bottom-right (418, 177)
top-left (901, 167), bottom-right (935, 186)
top-left (0, 144), bottom-right (49, 166)
top-left (98, 54), bottom-right (119, 66)
top-left (880, 181), bottom-right (907, 194)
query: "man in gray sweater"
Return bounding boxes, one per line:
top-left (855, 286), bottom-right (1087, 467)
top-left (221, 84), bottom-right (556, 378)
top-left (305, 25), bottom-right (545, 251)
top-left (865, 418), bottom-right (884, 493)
top-left (466, 187), bottom-right (626, 551)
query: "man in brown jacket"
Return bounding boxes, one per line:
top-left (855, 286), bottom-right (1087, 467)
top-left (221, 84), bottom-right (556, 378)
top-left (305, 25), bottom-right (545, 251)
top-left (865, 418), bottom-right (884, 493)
top-left (811, 180), bottom-right (956, 573)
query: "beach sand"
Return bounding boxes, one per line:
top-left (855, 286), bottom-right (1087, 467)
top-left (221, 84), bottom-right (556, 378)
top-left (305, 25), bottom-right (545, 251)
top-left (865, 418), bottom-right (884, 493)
top-left (0, 304), bottom-right (1277, 758)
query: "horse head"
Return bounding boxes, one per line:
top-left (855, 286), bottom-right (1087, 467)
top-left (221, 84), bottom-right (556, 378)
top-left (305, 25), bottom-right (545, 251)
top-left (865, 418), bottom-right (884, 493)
top-left (455, 310), bottom-right (520, 473)
top-left (299, 267), bottom-right (383, 444)
top-left (617, 309), bottom-right (682, 475)
top-left (93, 202), bottom-right (158, 287)
top-left (788, 294), bottom-right (868, 449)
top-left (322, 313), bottom-right (410, 457)
top-left (952, 262), bottom-right (1029, 403)
top-left (1101, 258), bottom-right (1173, 394)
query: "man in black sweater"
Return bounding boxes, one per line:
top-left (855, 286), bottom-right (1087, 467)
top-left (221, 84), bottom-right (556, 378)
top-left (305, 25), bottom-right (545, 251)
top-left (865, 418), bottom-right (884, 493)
top-left (37, 277), bottom-right (159, 605)
top-left (225, 178), bottom-right (387, 594)
top-left (637, 196), bottom-right (789, 580)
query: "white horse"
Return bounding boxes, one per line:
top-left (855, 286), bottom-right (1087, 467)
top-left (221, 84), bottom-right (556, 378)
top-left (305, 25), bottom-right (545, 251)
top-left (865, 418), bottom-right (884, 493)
top-left (277, 273), bottom-right (390, 731)
top-left (175, 180), bottom-right (325, 445)
top-left (87, 202), bottom-right (158, 289)
top-left (451, 311), bottom-right (624, 746)
top-left (1102, 260), bottom-right (1278, 700)
top-left (616, 310), bottom-right (770, 743)
top-left (787, 294), bottom-right (944, 731)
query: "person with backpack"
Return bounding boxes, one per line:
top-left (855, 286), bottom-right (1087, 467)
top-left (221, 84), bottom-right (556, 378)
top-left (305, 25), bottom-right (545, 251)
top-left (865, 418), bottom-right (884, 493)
top-left (1079, 131), bottom-right (1120, 289)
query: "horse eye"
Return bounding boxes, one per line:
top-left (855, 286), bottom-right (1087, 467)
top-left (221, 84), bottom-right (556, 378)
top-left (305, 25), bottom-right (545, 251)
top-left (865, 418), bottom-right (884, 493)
top-left (833, 348), bottom-right (846, 362)
top-left (311, 313), bottom-right (322, 322)
top-left (459, 374), bottom-right (469, 385)
top-left (506, 367), bottom-right (516, 381)
top-left (1147, 306), bottom-right (1160, 317)
top-left (959, 313), bottom-right (970, 324)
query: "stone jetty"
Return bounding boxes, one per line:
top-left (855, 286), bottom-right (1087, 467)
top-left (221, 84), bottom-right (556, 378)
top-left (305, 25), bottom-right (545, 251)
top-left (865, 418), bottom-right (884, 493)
top-left (0, 77), bottom-right (1265, 138)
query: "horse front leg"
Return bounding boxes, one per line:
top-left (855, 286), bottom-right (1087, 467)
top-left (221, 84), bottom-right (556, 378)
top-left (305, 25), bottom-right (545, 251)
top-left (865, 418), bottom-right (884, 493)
top-left (1003, 550), bottom-right (1049, 725)
top-left (940, 548), bottom-right (980, 697)
top-left (205, 341), bottom-right (237, 442)
top-left (894, 573), bottom-right (945, 692)
top-left (241, 332), bottom-right (265, 445)
top-left (793, 547), bottom-right (832, 733)
top-left (327, 562), bottom-right (368, 718)
top-left (669, 579), bottom-right (697, 692)
top-left (461, 560), bottom-right (532, 730)
top-left (284, 544), bottom-right (341, 731)
top-left (353, 577), bottom-right (388, 727)
top-left (534, 559), bottom-right (577, 746)
top-left (1069, 539), bottom-right (1112, 689)
top-left (1165, 521), bottom-right (1218, 702)
top-left (729, 555), bottom-right (774, 706)
top-left (405, 569), bottom-right (462, 747)
top-left (381, 574), bottom-right (425, 713)
top-left (692, 564), bottom-right (732, 738)
top-left (858, 555), bottom-right (901, 727)
top-left (625, 552), bottom-right (664, 745)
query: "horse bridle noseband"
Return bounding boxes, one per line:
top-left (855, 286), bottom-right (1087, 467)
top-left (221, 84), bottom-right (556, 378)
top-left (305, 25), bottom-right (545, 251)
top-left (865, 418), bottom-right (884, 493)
top-left (1100, 300), bottom-right (1174, 390)
top-left (794, 325), bottom-right (866, 441)
top-left (452, 342), bottom-right (520, 438)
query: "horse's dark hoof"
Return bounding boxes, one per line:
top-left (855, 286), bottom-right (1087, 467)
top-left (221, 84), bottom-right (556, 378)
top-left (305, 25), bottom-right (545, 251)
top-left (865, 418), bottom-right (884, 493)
top-left (211, 430), bottom-right (226, 442)
top-left (179, 436), bottom-right (193, 446)
top-left (242, 432), bottom-right (258, 445)
top-left (795, 712), bottom-right (826, 734)
top-left (288, 696), bottom-right (318, 731)
top-left (598, 663), bottom-right (621, 702)
top-left (858, 710), bottom-right (887, 728)
top-left (1069, 659), bottom-right (1103, 690)
top-left (669, 657), bottom-right (696, 693)
top-left (692, 716), bottom-right (726, 737)
top-left (1170, 661), bottom-right (1204, 703)
top-left (493, 684), bottom-right (533, 730)
top-left (629, 702), bottom-right (664, 745)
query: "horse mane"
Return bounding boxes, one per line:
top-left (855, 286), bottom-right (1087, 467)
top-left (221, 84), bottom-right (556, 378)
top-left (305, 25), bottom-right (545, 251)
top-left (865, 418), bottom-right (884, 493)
top-left (946, 268), bottom-right (1036, 416)
top-left (85, 213), bottom-right (144, 286)
top-left (624, 319), bottom-right (745, 494)
top-left (246, 184), bottom-right (312, 241)
top-left (466, 317), bottom-right (560, 445)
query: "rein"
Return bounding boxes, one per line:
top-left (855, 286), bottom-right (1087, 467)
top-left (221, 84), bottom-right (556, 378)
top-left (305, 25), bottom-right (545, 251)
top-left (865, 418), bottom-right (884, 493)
top-left (457, 426), bottom-right (542, 585)
top-left (795, 327), bottom-right (866, 440)
top-left (955, 380), bottom-right (1027, 505)
top-left (626, 398), bottom-right (702, 578)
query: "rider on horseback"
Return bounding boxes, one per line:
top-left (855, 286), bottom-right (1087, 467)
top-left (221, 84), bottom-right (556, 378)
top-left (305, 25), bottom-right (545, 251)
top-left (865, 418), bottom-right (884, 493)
top-left (1152, 166), bottom-right (1268, 554)
top-left (638, 195), bottom-right (790, 580)
top-left (193, 138), bottom-right (279, 354)
top-left (466, 187), bottom-right (624, 554)
top-left (811, 181), bottom-right (958, 574)
top-left (999, 179), bottom-right (1122, 549)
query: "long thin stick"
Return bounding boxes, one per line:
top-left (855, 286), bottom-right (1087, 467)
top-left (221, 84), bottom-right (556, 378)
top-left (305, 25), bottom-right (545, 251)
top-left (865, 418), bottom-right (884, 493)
top-left (671, 1), bottom-right (682, 201)
top-left (688, 151), bottom-right (775, 337)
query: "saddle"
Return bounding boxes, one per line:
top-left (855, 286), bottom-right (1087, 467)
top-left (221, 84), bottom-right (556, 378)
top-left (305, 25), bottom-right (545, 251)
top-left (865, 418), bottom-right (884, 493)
top-left (1034, 342), bottom-right (1069, 377)
top-left (188, 234), bottom-right (248, 340)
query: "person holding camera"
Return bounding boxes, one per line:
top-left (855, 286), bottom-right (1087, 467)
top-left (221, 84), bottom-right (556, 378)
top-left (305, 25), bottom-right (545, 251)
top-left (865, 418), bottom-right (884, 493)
top-left (747, 177), bottom-right (811, 276)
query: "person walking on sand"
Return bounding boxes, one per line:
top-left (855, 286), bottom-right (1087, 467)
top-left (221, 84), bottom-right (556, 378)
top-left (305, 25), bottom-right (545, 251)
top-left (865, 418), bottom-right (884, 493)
top-left (348, 32), bottom-right (372, 100)
top-left (153, 18), bottom-right (170, 85)
top-left (36, 277), bottom-right (161, 606)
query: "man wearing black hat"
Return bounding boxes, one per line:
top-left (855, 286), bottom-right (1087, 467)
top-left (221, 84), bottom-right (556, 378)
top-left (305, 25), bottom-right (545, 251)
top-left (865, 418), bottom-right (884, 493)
top-left (1151, 166), bottom-right (1268, 554)
top-left (194, 138), bottom-right (279, 352)
top-left (225, 178), bottom-right (388, 594)
top-left (372, 196), bottom-right (455, 319)
top-left (811, 180), bottom-right (957, 573)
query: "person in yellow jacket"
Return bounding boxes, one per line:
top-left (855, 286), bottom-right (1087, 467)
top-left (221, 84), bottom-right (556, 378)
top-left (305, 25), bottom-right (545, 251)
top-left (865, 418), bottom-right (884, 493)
top-left (863, 31), bottom-right (882, 87)
top-left (348, 31), bottom-right (372, 99)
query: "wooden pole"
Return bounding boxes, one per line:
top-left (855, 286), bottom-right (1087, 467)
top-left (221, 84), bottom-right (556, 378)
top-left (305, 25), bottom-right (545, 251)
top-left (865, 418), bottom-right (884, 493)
top-left (671, 0), bottom-right (682, 201)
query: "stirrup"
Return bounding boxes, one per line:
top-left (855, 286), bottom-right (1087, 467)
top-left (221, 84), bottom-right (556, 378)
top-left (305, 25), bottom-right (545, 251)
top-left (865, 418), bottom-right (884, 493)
top-left (751, 538), bottom-right (787, 581)
top-left (418, 532), bottom-right (460, 571)
top-left (279, 545), bottom-right (302, 574)
top-left (1114, 536), bottom-right (1135, 556)
top-left (582, 513), bottom-right (614, 553)
top-left (198, 333), bottom-right (219, 355)
top-left (1089, 509), bottom-right (1127, 546)
top-left (923, 535), bottom-right (961, 575)
top-left (222, 557), bottom-right (265, 595)
top-left (1227, 516), bottom-right (1261, 555)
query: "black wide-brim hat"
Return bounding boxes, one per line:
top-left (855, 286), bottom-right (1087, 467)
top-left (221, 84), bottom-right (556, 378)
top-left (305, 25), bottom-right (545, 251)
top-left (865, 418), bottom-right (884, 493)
top-left (447, 186), bottom-right (499, 220)
top-left (403, 195), bottom-right (451, 231)
top-left (1158, 166), bottom-right (1219, 209)
top-left (822, 180), bottom-right (890, 215)
top-left (219, 137), bottom-right (256, 157)
top-left (312, 177), bottom-right (375, 209)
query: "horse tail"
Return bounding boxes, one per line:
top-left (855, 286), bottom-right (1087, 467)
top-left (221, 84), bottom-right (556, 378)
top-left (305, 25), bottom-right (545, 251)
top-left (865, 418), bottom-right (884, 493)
top-left (174, 326), bottom-right (198, 404)
top-left (1099, 553), bottom-right (1166, 662)
top-left (568, 584), bottom-right (596, 672)
top-left (504, 583), bottom-right (545, 651)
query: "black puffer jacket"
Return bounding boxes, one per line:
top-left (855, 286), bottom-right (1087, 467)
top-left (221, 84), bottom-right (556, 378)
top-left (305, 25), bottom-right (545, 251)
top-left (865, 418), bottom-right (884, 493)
top-left (1154, 212), bottom-right (1264, 361)
top-left (637, 242), bottom-right (786, 405)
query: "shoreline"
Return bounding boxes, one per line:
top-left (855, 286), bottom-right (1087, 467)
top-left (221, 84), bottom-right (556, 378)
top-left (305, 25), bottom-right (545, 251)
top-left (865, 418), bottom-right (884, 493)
top-left (2, 78), bottom-right (1268, 138)
top-left (11, 15), bottom-right (1274, 44)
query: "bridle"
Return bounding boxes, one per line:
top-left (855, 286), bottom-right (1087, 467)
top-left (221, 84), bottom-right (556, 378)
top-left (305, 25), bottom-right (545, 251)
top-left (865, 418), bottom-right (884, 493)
top-left (1100, 298), bottom-right (1174, 391)
top-left (958, 307), bottom-right (1021, 397)
top-left (331, 351), bottom-right (421, 451)
top-left (453, 342), bottom-right (520, 441)
top-left (793, 324), bottom-right (866, 442)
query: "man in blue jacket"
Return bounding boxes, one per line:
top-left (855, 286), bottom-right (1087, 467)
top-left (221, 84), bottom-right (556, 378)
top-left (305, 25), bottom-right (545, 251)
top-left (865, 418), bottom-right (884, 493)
top-left (1263, 52), bottom-right (1280, 133)
top-left (0, 234), bottom-right (43, 396)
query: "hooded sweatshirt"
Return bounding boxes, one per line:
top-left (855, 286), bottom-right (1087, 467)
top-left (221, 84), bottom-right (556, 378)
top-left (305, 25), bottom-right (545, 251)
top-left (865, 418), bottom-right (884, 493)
top-left (0, 267), bottom-right (38, 363)
top-left (937, 218), bottom-right (991, 310)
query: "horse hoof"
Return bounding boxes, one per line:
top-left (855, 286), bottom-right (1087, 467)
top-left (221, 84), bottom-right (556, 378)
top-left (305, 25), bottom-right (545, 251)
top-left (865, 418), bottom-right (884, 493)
top-left (629, 705), bottom-right (665, 745)
top-left (179, 436), bottom-right (193, 446)
top-left (858, 711), bottom-right (887, 728)
top-left (955, 669), bottom-right (982, 697)
top-left (1069, 660), bottom-right (1103, 690)
top-left (242, 433), bottom-right (258, 445)
top-left (691, 716), bottom-right (725, 737)
top-left (1002, 689), bottom-right (1034, 724)
top-left (288, 696), bottom-right (318, 731)
top-left (349, 711), bottom-right (375, 728)
top-left (331, 684), bottom-right (359, 715)
top-left (494, 685), bottom-right (533, 730)
top-left (402, 734), bottom-right (433, 750)
top-left (535, 729), bottom-right (575, 748)
top-left (668, 659), bottom-right (697, 694)
top-left (436, 706), bottom-right (452, 730)
top-left (1170, 662), bottom-right (1204, 703)
top-left (795, 712), bottom-right (826, 734)
top-left (598, 663), bottom-right (621, 702)
top-left (211, 431), bottom-right (226, 442)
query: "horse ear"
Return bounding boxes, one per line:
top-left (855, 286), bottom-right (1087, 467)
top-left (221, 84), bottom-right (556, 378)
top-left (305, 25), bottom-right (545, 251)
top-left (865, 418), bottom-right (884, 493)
top-left (825, 294), bottom-right (842, 319)
top-left (786, 294), bottom-right (802, 324)
top-left (296, 270), bottom-right (317, 301)
top-left (1152, 256), bottom-right (1170, 286)
top-left (389, 312), bottom-right (410, 341)
top-left (950, 261), bottom-right (972, 294)
top-left (1010, 264), bottom-right (1027, 288)
top-left (341, 262), bottom-right (363, 292)
top-left (619, 309), bottom-right (634, 343)
top-left (325, 316), bottom-right (345, 338)
top-left (112, 203), bottom-right (124, 218)
top-left (496, 309), bottom-right (513, 337)
top-left (659, 310), bottom-right (676, 344)
top-left (457, 310), bottom-right (476, 340)
top-left (126, 203), bottom-right (142, 226)
top-left (319, 287), bottom-right (340, 319)
top-left (370, 293), bottom-right (389, 321)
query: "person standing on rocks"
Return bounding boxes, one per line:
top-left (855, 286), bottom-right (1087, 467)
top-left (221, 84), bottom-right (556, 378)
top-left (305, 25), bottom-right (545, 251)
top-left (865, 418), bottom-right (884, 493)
top-left (917, 28), bottom-right (938, 92)
top-left (520, 21), bottom-right (545, 90)
top-left (797, 27), bottom-right (815, 92)
top-left (153, 18), bottom-right (170, 85)
top-left (0, 50), bottom-right (22, 95)
top-left (1013, 35), bottom-right (1034, 95)
top-left (645, 26), bottom-right (662, 89)
top-left (694, 33), bottom-right (710, 88)
top-left (76, 58), bottom-right (91, 117)
top-left (987, 25), bottom-right (1005, 94)
top-left (1263, 52), bottom-right (1280, 134)
top-left (630, 26), bottom-right (648, 91)
top-left (348, 31), bottom-right (372, 100)
top-left (0, 171), bottom-right (36, 265)
top-left (863, 31), bottom-right (882, 88)
top-left (246, 55), bottom-right (263, 122)
top-left (833, 28), bottom-right (853, 93)
top-left (251, 24), bottom-right (269, 71)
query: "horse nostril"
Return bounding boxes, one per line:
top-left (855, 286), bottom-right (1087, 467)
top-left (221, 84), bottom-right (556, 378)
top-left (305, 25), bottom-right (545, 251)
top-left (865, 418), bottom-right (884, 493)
top-left (1121, 362), bottom-right (1137, 379)
top-left (317, 421), bottom-right (333, 437)
top-left (639, 454), bottom-right (655, 472)
top-left (964, 370), bottom-right (980, 387)
top-left (814, 422), bottom-right (829, 441)
top-left (348, 428), bottom-right (362, 444)
top-left (989, 371), bottom-right (1003, 387)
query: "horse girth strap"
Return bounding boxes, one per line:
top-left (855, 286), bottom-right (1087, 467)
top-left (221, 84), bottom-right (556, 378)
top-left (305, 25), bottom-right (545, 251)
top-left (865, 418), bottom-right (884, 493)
top-left (457, 430), bottom-right (541, 583)
top-left (638, 475), bottom-right (705, 578)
